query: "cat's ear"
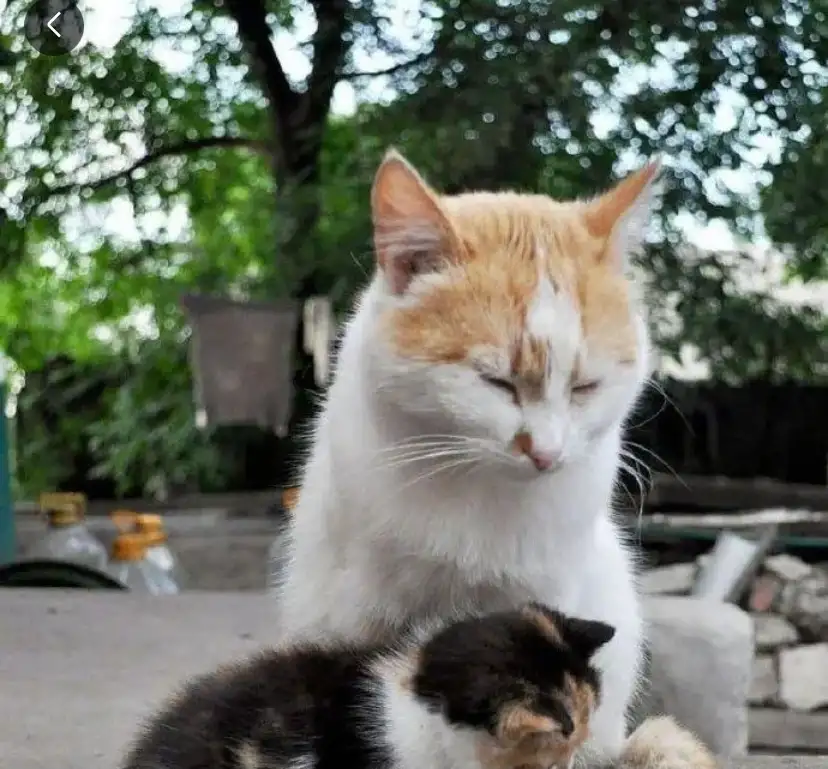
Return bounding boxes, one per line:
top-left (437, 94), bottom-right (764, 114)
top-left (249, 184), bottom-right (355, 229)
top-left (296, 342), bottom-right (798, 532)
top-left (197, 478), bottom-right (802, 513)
top-left (583, 158), bottom-right (663, 270)
top-left (371, 149), bottom-right (458, 294)
top-left (562, 617), bottom-right (616, 659)
top-left (496, 704), bottom-right (563, 742)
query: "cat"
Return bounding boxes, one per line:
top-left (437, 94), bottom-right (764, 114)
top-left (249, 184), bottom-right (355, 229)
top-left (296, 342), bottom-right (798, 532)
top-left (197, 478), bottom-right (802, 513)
top-left (274, 149), bottom-right (717, 768)
top-left (120, 603), bottom-right (614, 769)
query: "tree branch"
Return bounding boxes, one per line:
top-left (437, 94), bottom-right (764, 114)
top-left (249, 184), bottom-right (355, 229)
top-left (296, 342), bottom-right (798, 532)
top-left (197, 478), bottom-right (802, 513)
top-left (301, 0), bottom-right (352, 140)
top-left (221, 0), bottom-right (298, 170)
top-left (43, 136), bottom-right (269, 199)
top-left (339, 49), bottom-right (433, 81)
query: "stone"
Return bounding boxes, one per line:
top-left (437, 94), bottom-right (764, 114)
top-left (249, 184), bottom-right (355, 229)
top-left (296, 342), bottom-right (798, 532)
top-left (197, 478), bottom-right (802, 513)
top-left (764, 554), bottom-right (813, 583)
top-left (753, 613), bottom-right (799, 651)
top-left (786, 569), bottom-right (828, 640)
top-left (749, 575), bottom-right (780, 613)
top-left (748, 654), bottom-right (778, 705)
top-left (631, 596), bottom-right (754, 758)
top-left (779, 643), bottom-right (828, 711)
top-left (640, 562), bottom-right (697, 595)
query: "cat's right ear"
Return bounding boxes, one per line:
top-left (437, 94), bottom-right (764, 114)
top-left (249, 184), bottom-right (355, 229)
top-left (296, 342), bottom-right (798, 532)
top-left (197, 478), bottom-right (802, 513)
top-left (562, 617), bottom-right (616, 659)
top-left (371, 149), bottom-right (457, 294)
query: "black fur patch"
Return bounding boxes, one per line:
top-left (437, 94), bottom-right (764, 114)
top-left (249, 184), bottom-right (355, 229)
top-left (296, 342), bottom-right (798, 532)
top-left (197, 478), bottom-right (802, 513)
top-left (121, 644), bottom-right (393, 769)
top-left (411, 606), bottom-right (611, 735)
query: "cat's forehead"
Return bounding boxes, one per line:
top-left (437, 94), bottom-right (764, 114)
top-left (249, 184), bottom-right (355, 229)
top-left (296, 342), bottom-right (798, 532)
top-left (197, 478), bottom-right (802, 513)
top-left (387, 196), bottom-right (638, 368)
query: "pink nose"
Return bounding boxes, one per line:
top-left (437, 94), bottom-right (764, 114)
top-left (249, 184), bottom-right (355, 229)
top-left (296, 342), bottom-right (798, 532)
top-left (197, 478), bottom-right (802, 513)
top-left (512, 431), bottom-right (560, 471)
top-left (528, 450), bottom-right (558, 471)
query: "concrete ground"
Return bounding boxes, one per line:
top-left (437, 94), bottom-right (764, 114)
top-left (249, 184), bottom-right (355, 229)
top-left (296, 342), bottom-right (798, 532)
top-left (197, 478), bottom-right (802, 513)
top-left (0, 590), bottom-right (825, 769)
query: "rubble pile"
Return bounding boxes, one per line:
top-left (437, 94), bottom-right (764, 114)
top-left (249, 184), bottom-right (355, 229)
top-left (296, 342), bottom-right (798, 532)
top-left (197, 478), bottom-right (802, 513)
top-left (642, 552), bottom-right (828, 715)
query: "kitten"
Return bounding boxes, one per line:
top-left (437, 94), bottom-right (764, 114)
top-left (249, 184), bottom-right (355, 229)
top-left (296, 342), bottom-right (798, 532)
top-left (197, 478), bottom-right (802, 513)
top-left (275, 150), bottom-right (716, 768)
top-left (120, 604), bottom-right (614, 769)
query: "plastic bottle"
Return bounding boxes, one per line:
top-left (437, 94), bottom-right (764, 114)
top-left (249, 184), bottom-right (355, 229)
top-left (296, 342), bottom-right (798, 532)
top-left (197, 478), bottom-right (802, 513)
top-left (110, 510), bottom-right (184, 590)
top-left (26, 493), bottom-right (108, 571)
top-left (134, 513), bottom-right (186, 588)
top-left (106, 532), bottom-right (179, 594)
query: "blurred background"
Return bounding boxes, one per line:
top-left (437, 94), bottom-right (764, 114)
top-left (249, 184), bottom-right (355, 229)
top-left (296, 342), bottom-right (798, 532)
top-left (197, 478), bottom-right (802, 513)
top-left (0, 0), bottom-right (827, 754)
top-left (1, 0), bottom-right (826, 501)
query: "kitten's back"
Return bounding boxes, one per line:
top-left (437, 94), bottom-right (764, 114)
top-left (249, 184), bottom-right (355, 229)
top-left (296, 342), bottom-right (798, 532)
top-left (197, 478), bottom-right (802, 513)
top-left (121, 644), bottom-right (386, 769)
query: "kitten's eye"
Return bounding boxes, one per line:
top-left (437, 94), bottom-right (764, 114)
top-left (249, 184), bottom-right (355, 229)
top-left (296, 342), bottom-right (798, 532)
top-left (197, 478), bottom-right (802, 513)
top-left (571, 380), bottom-right (601, 397)
top-left (481, 375), bottom-right (517, 398)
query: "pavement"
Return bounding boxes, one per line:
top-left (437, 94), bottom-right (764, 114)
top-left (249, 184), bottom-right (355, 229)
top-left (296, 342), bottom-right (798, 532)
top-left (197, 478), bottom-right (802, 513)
top-left (0, 589), bottom-right (825, 769)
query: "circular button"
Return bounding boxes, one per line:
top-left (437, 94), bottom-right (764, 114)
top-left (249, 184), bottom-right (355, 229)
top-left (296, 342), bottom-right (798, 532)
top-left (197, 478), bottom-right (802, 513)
top-left (24, 0), bottom-right (85, 57)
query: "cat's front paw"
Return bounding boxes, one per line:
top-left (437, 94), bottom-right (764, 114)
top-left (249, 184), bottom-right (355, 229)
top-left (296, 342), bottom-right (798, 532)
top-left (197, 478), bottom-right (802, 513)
top-left (619, 716), bottom-right (718, 769)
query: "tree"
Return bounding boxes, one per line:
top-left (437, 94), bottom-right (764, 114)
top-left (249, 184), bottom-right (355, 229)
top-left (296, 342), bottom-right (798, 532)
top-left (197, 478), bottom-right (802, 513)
top-left (0, 0), bottom-right (414, 494)
top-left (1, 0), bottom-right (825, 496)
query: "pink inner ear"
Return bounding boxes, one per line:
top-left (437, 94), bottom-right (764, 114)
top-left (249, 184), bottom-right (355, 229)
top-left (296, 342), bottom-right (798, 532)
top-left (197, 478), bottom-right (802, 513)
top-left (371, 151), bottom-right (455, 294)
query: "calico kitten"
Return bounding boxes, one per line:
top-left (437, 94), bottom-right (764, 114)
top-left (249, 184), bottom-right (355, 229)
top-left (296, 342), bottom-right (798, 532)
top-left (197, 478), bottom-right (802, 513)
top-left (121, 604), bottom-right (614, 769)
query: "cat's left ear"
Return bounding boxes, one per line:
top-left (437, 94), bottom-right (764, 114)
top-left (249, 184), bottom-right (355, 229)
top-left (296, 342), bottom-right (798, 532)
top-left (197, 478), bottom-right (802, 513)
top-left (371, 149), bottom-right (459, 294)
top-left (562, 617), bottom-right (616, 659)
top-left (583, 158), bottom-right (663, 270)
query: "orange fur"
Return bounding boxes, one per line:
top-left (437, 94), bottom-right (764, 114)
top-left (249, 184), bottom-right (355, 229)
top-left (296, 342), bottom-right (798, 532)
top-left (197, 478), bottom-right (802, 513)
top-left (372, 152), bottom-right (656, 380)
top-left (480, 672), bottom-right (600, 769)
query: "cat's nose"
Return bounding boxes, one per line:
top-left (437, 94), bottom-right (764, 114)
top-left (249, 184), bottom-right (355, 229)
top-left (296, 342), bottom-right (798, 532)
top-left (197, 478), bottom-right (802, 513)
top-left (511, 431), bottom-right (560, 471)
top-left (528, 449), bottom-right (558, 471)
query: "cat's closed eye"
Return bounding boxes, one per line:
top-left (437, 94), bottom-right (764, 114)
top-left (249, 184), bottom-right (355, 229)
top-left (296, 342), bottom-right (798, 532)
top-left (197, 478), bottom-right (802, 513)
top-left (481, 374), bottom-right (518, 398)
top-left (571, 380), bottom-right (601, 397)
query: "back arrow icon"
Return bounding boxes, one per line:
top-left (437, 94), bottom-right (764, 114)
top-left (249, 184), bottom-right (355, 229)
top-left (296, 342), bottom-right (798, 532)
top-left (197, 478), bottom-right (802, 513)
top-left (47, 12), bottom-right (62, 37)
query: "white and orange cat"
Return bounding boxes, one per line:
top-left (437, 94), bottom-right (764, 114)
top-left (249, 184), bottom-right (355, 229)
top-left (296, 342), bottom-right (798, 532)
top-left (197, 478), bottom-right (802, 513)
top-left (275, 150), bottom-right (716, 769)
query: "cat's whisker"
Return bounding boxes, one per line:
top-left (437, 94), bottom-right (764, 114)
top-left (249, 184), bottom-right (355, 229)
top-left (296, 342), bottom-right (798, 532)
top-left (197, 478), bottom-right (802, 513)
top-left (619, 450), bottom-right (653, 488)
top-left (373, 437), bottom-right (474, 456)
top-left (622, 440), bottom-right (681, 483)
top-left (393, 456), bottom-right (482, 494)
top-left (617, 453), bottom-right (648, 527)
top-left (644, 376), bottom-right (693, 434)
top-left (377, 444), bottom-right (470, 461)
top-left (377, 441), bottom-right (478, 460)
top-left (369, 455), bottom-right (483, 513)
top-left (381, 449), bottom-right (476, 471)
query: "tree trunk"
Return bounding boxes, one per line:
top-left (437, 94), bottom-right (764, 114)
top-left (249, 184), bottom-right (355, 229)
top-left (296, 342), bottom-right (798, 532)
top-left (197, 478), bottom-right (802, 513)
top-left (222, 0), bottom-right (351, 436)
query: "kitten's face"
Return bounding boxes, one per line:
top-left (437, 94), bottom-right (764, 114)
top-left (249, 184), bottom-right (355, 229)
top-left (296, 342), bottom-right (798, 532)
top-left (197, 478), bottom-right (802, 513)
top-left (367, 151), bottom-right (660, 475)
top-left (412, 603), bottom-right (615, 769)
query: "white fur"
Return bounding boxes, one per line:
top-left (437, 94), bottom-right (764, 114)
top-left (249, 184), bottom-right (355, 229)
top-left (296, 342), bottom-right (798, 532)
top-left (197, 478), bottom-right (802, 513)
top-left (367, 649), bottom-right (486, 769)
top-left (276, 251), bottom-right (652, 766)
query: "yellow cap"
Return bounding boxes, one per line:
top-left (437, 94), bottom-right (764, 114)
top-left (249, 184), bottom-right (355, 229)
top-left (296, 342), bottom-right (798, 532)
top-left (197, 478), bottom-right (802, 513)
top-left (39, 492), bottom-right (87, 525)
top-left (135, 513), bottom-right (163, 532)
top-left (135, 514), bottom-right (167, 545)
top-left (111, 533), bottom-right (148, 561)
top-left (39, 491), bottom-right (86, 511)
top-left (144, 530), bottom-right (167, 546)
top-left (110, 509), bottom-right (138, 533)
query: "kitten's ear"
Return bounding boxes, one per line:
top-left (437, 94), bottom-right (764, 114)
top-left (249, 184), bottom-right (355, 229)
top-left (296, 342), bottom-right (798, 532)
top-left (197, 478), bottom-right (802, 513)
top-left (584, 158), bottom-right (663, 270)
top-left (497, 704), bottom-right (562, 743)
top-left (371, 149), bottom-right (458, 294)
top-left (562, 617), bottom-right (616, 659)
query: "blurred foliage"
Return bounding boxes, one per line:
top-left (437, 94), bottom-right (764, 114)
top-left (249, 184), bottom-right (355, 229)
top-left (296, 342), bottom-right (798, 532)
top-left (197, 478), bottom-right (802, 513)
top-left (0, 0), bottom-right (826, 497)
